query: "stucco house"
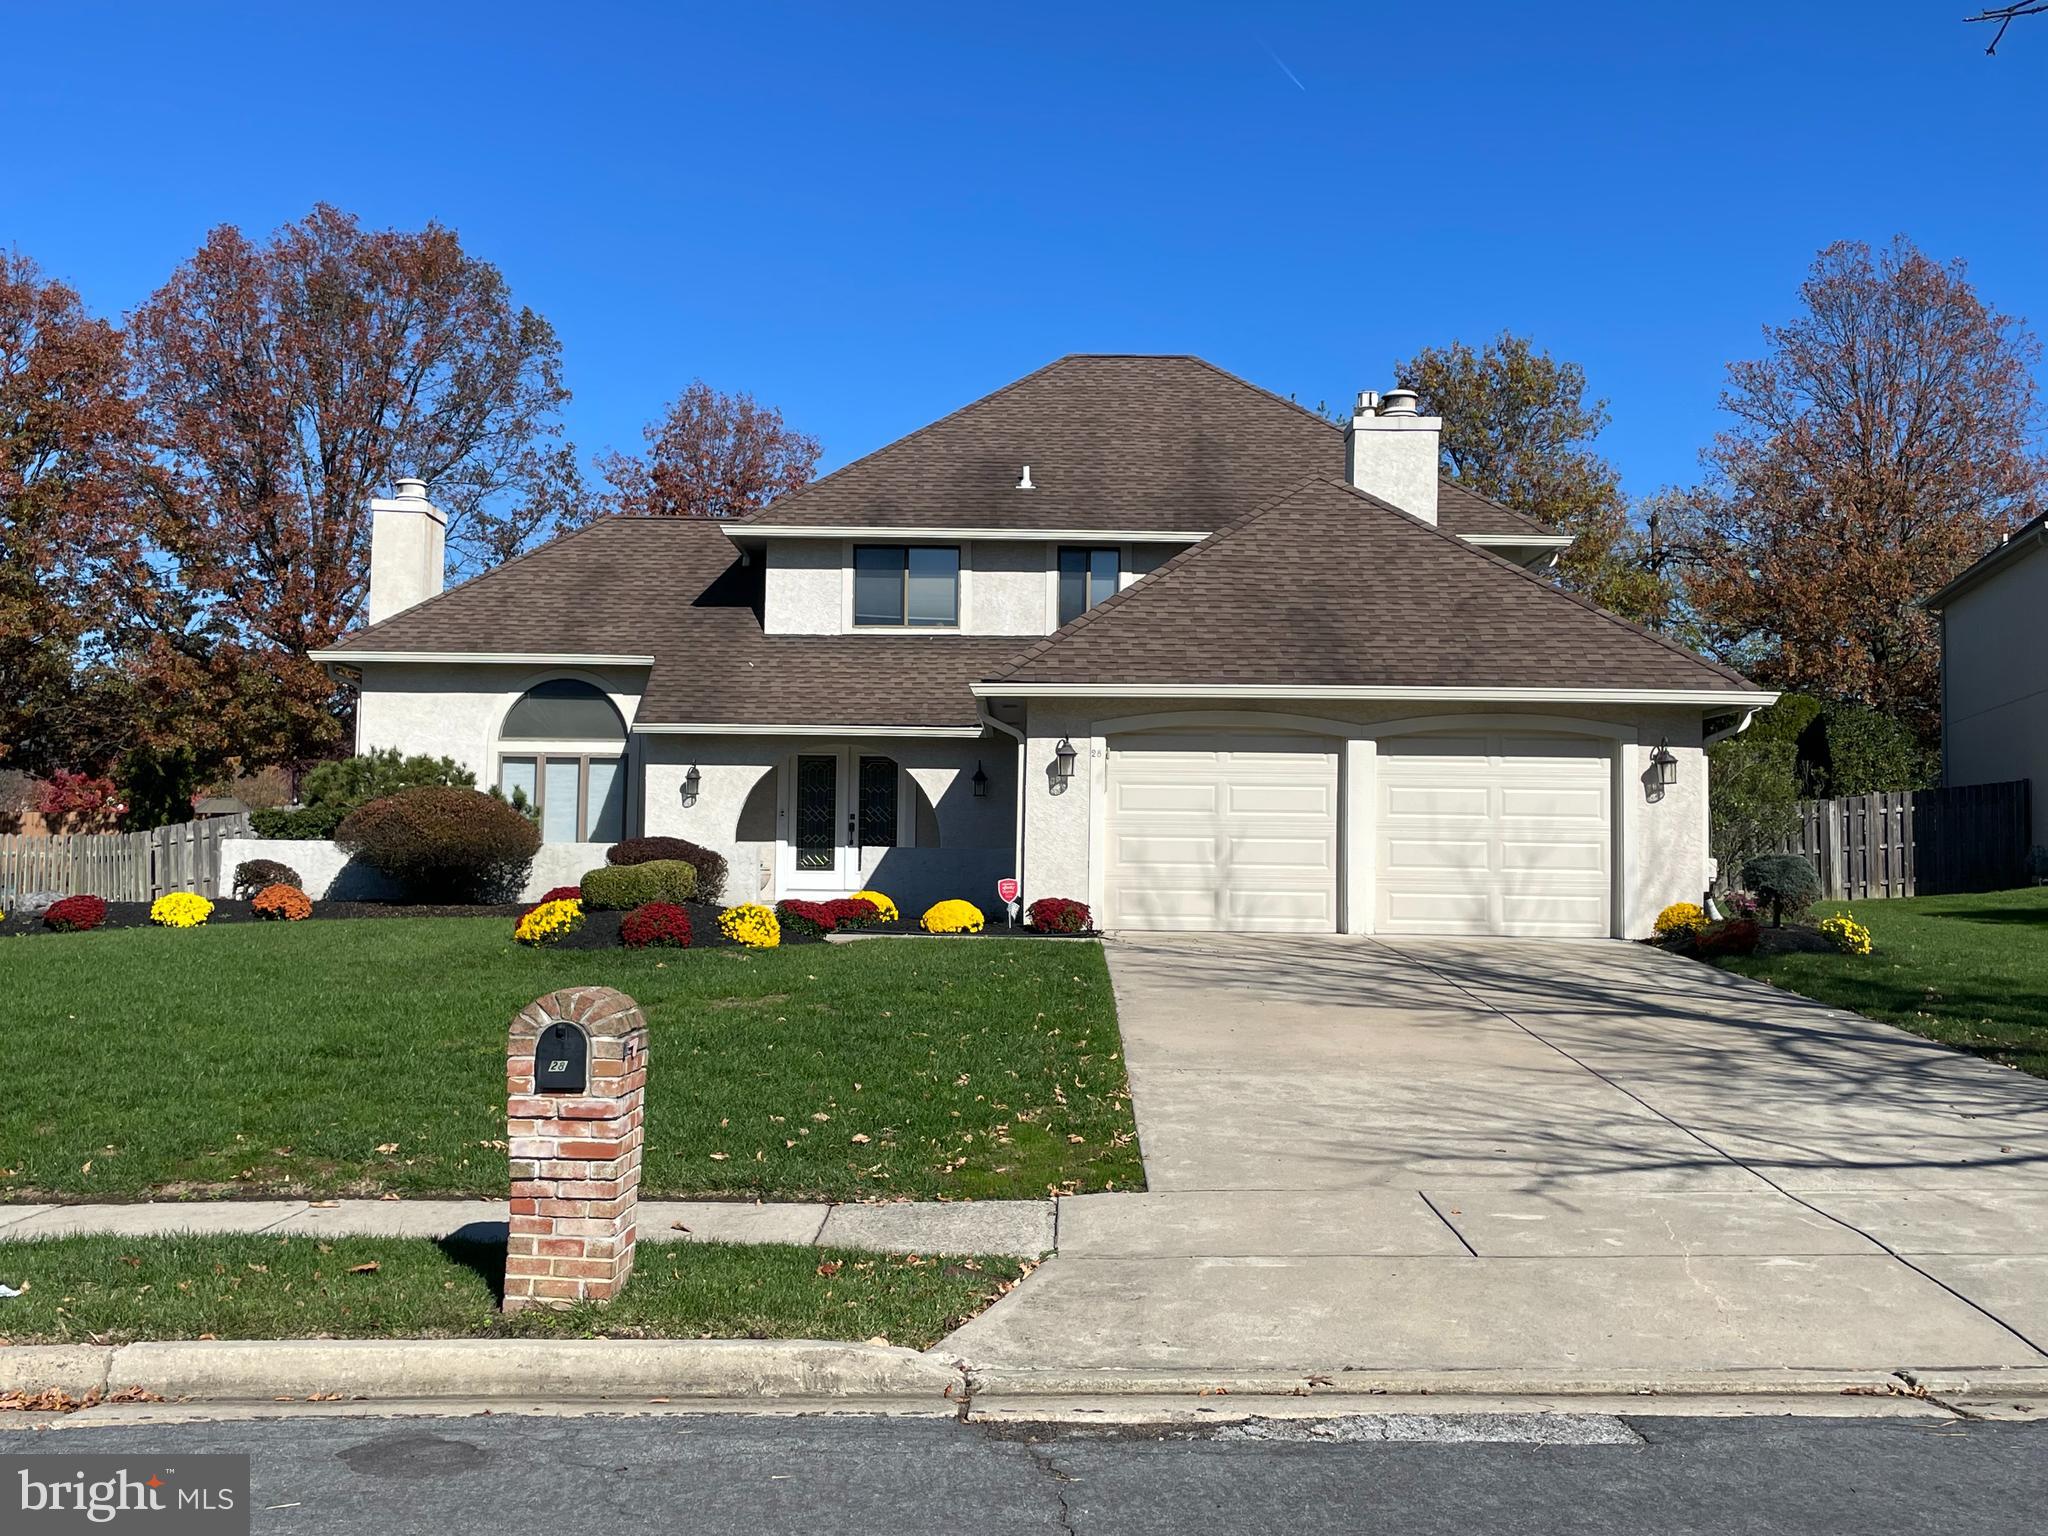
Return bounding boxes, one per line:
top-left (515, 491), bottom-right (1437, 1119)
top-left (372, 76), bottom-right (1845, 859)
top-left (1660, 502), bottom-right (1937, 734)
top-left (312, 355), bottom-right (1773, 937)
top-left (1931, 511), bottom-right (2048, 848)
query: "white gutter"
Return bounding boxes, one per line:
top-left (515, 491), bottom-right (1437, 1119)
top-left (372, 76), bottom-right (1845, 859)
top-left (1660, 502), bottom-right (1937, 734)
top-left (977, 701), bottom-right (1028, 907)
top-left (970, 683), bottom-right (1782, 707)
top-left (725, 524), bottom-right (1212, 544)
top-left (1703, 707), bottom-right (1764, 749)
top-left (633, 723), bottom-right (985, 738)
top-left (312, 651), bottom-right (656, 667)
top-left (1458, 533), bottom-right (1574, 550)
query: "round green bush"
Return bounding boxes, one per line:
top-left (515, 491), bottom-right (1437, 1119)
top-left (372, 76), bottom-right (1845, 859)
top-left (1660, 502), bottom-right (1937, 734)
top-left (1739, 853), bottom-right (1823, 928)
top-left (334, 787), bottom-right (540, 903)
top-left (606, 836), bottom-right (728, 904)
top-left (579, 859), bottom-right (698, 911)
top-left (232, 857), bottom-right (303, 900)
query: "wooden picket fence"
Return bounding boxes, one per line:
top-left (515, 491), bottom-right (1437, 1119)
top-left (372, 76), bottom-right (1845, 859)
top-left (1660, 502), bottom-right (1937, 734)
top-left (0, 814), bottom-right (251, 906)
top-left (1774, 781), bottom-right (2033, 901)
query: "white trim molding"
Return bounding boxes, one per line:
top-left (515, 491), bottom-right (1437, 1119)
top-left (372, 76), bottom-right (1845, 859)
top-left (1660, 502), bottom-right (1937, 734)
top-left (730, 524), bottom-right (1212, 544)
top-left (634, 722), bottom-right (986, 739)
top-left (976, 682), bottom-right (1780, 707)
top-left (1458, 533), bottom-right (1574, 551)
top-left (315, 650), bottom-right (656, 667)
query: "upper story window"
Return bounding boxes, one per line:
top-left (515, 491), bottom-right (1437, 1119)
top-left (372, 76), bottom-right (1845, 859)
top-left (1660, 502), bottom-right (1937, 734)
top-left (854, 545), bottom-right (959, 628)
top-left (1057, 546), bottom-right (1121, 626)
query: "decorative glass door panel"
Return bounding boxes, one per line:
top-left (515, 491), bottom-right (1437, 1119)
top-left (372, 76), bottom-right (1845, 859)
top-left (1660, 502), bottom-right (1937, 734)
top-left (794, 754), bottom-right (840, 877)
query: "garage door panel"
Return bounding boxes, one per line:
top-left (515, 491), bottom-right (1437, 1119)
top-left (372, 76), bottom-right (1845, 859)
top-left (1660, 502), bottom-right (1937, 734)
top-left (1106, 733), bottom-right (1338, 934)
top-left (1376, 732), bottom-right (1612, 939)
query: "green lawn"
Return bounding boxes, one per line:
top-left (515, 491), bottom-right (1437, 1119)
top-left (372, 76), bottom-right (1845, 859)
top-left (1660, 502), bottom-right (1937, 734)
top-left (0, 1233), bottom-right (1023, 1349)
top-left (1714, 887), bottom-right (2048, 1076)
top-left (0, 919), bottom-right (1140, 1202)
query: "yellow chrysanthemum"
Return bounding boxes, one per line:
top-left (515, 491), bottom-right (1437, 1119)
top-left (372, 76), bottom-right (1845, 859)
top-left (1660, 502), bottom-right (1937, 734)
top-left (920, 898), bottom-right (985, 935)
top-left (514, 897), bottom-right (583, 947)
top-left (849, 889), bottom-right (898, 923)
top-left (1653, 901), bottom-right (1707, 939)
top-left (149, 891), bottom-right (214, 929)
top-left (718, 902), bottom-right (781, 948)
top-left (1819, 912), bottom-right (1872, 956)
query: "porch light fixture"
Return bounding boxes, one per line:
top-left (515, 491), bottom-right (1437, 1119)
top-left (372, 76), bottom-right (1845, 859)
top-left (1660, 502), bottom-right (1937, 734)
top-left (1651, 740), bottom-right (1679, 788)
top-left (1052, 737), bottom-right (1078, 788)
top-left (971, 761), bottom-right (989, 798)
top-left (682, 763), bottom-right (702, 807)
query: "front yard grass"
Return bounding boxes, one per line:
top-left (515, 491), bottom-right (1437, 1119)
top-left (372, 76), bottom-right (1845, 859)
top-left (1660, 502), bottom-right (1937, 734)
top-left (1712, 886), bottom-right (2048, 1077)
top-left (0, 1233), bottom-right (1023, 1349)
top-left (0, 918), bottom-right (1140, 1202)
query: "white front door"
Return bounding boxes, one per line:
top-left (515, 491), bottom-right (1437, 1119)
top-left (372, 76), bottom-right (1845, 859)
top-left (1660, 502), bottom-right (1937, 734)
top-left (1103, 732), bottom-right (1340, 932)
top-left (780, 750), bottom-right (908, 892)
top-left (1374, 732), bottom-right (1613, 937)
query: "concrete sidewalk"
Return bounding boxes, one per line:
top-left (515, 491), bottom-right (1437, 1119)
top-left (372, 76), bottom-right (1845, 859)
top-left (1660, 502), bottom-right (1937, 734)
top-left (944, 934), bottom-right (2048, 1378)
top-left (0, 1198), bottom-right (1053, 1258)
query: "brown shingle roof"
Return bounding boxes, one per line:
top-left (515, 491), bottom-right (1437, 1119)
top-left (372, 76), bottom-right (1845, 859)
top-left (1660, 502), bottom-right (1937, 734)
top-left (985, 477), bottom-right (1758, 694)
top-left (323, 517), bottom-right (1021, 729)
top-left (738, 353), bottom-right (1555, 542)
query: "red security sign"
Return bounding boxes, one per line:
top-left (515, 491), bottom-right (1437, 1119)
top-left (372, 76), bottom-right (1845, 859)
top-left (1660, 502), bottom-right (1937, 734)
top-left (996, 877), bottom-right (1020, 904)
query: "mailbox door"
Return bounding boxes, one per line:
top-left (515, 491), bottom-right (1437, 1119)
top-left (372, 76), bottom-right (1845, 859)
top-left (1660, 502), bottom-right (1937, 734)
top-left (534, 1021), bottom-right (589, 1093)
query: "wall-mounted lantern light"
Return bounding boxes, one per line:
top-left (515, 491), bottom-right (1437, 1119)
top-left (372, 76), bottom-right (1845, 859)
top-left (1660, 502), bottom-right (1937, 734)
top-left (682, 763), bottom-right (702, 807)
top-left (1052, 737), bottom-right (1078, 789)
top-left (971, 761), bottom-right (989, 798)
top-left (1650, 740), bottom-right (1679, 788)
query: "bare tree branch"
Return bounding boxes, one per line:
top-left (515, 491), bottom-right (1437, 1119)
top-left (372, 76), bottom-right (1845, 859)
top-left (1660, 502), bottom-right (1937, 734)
top-left (1967, 3), bottom-right (2048, 55)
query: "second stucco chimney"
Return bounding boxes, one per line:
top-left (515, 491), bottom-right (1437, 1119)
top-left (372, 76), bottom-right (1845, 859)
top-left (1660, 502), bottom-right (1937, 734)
top-left (366, 475), bottom-right (446, 626)
top-left (1345, 388), bottom-right (1441, 526)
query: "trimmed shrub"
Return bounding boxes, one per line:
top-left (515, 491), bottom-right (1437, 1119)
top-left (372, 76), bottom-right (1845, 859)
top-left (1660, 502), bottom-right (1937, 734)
top-left (1027, 896), bottom-right (1092, 933)
top-left (250, 803), bottom-right (348, 840)
top-left (1740, 854), bottom-right (1823, 928)
top-left (149, 891), bottom-right (213, 928)
top-left (607, 836), bottom-right (728, 904)
top-left (335, 787), bottom-right (540, 903)
top-left (1653, 902), bottom-right (1708, 941)
top-left (921, 898), bottom-right (985, 935)
top-left (622, 901), bottom-right (693, 949)
top-left (514, 897), bottom-right (583, 947)
top-left (42, 895), bottom-right (108, 933)
top-left (251, 883), bottom-right (313, 921)
top-left (718, 902), bottom-right (780, 948)
top-left (233, 858), bottom-right (302, 900)
top-left (579, 859), bottom-right (697, 911)
top-left (848, 889), bottom-right (897, 923)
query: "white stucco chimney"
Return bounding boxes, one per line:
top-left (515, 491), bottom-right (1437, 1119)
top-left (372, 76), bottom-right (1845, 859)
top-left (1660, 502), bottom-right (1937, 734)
top-left (366, 475), bottom-right (446, 626)
top-left (1345, 388), bottom-right (1441, 525)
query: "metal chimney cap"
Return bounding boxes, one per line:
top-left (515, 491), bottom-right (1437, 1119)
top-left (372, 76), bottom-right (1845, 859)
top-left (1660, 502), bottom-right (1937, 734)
top-left (394, 475), bottom-right (430, 499)
top-left (1378, 389), bottom-right (1421, 417)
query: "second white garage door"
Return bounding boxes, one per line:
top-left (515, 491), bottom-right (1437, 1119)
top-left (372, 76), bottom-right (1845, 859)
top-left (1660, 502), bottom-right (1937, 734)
top-left (1375, 732), bottom-right (1613, 938)
top-left (1104, 733), bottom-right (1339, 932)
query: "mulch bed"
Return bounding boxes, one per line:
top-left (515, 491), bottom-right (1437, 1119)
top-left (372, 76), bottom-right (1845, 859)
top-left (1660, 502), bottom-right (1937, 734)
top-left (0, 899), bottom-right (531, 936)
top-left (1649, 922), bottom-right (1840, 961)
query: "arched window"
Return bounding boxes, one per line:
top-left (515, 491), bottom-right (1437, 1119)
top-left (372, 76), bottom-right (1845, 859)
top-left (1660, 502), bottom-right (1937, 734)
top-left (498, 680), bottom-right (628, 843)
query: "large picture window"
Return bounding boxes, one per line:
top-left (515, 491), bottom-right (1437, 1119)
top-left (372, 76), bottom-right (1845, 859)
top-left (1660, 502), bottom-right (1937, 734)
top-left (854, 545), bottom-right (960, 627)
top-left (1057, 546), bottom-right (1121, 626)
top-left (499, 678), bottom-right (628, 842)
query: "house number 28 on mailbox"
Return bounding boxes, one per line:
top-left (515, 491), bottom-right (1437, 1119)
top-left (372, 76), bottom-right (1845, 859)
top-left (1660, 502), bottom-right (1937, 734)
top-left (534, 1020), bottom-right (589, 1093)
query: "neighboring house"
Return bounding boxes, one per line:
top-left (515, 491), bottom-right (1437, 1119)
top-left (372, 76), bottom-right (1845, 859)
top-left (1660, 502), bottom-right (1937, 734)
top-left (315, 355), bottom-right (1773, 936)
top-left (1930, 512), bottom-right (2048, 848)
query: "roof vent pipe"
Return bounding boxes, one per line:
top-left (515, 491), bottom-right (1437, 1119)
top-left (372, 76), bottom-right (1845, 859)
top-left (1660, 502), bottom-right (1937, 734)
top-left (1378, 388), bottom-right (1421, 417)
top-left (1016, 464), bottom-right (1035, 490)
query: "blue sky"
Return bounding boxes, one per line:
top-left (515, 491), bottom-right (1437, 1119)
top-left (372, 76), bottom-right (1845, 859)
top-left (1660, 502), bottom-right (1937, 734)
top-left (7, 2), bottom-right (2045, 501)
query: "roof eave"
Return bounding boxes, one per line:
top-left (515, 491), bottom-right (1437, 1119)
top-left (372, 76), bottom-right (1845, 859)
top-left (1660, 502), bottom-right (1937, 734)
top-left (311, 650), bottom-right (657, 667)
top-left (970, 682), bottom-right (1780, 707)
top-left (723, 523), bottom-right (1213, 544)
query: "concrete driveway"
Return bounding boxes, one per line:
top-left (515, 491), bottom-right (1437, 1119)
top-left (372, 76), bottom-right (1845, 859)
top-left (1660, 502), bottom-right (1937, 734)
top-left (945, 935), bottom-right (2048, 1380)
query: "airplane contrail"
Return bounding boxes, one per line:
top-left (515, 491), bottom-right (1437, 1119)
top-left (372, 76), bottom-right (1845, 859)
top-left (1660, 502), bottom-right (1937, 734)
top-left (1260, 38), bottom-right (1307, 92)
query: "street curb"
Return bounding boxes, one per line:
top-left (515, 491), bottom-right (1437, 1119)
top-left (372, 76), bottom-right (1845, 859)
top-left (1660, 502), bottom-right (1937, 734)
top-left (958, 1364), bottom-right (2048, 1401)
top-left (3, 1340), bottom-right (962, 1405)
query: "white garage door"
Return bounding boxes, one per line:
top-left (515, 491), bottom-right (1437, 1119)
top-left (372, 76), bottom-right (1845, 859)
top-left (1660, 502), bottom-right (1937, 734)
top-left (1104, 733), bottom-right (1338, 932)
top-left (1375, 732), bottom-right (1612, 938)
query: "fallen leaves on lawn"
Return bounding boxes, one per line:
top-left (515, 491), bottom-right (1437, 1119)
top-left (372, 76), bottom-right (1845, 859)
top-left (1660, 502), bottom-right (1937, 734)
top-left (346, 1262), bottom-right (380, 1275)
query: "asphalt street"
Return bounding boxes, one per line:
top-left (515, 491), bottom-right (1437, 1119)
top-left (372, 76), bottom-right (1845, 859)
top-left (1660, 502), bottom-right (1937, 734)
top-left (4, 1410), bottom-right (2044, 1535)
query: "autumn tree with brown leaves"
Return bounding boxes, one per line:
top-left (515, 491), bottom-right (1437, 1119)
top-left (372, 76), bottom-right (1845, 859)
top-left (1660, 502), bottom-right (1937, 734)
top-left (0, 250), bottom-right (140, 772)
top-left (596, 379), bottom-right (819, 519)
top-left (1396, 333), bottom-right (1668, 626)
top-left (123, 204), bottom-right (580, 766)
top-left (1678, 237), bottom-right (2043, 740)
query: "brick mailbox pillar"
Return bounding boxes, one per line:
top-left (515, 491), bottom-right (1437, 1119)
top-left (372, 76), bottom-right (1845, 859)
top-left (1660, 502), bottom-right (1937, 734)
top-left (504, 986), bottom-right (648, 1312)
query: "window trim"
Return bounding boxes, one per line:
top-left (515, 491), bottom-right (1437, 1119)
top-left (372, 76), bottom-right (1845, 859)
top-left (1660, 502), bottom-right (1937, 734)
top-left (1045, 541), bottom-right (1136, 631)
top-left (499, 750), bottom-right (625, 843)
top-left (843, 541), bottom-right (966, 631)
top-left (1055, 544), bottom-right (1124, 627)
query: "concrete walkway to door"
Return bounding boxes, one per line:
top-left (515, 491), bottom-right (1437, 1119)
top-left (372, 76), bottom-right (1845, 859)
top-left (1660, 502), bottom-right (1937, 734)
top-left (943, 934), bottom-right (2048, 1381)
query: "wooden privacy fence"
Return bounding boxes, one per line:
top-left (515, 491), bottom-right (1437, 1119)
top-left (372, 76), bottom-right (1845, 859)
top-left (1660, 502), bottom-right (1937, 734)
top-left (0, 814), bottom-right (251, 906)
top-left (1773, 781), bottom-right (2033, 901)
